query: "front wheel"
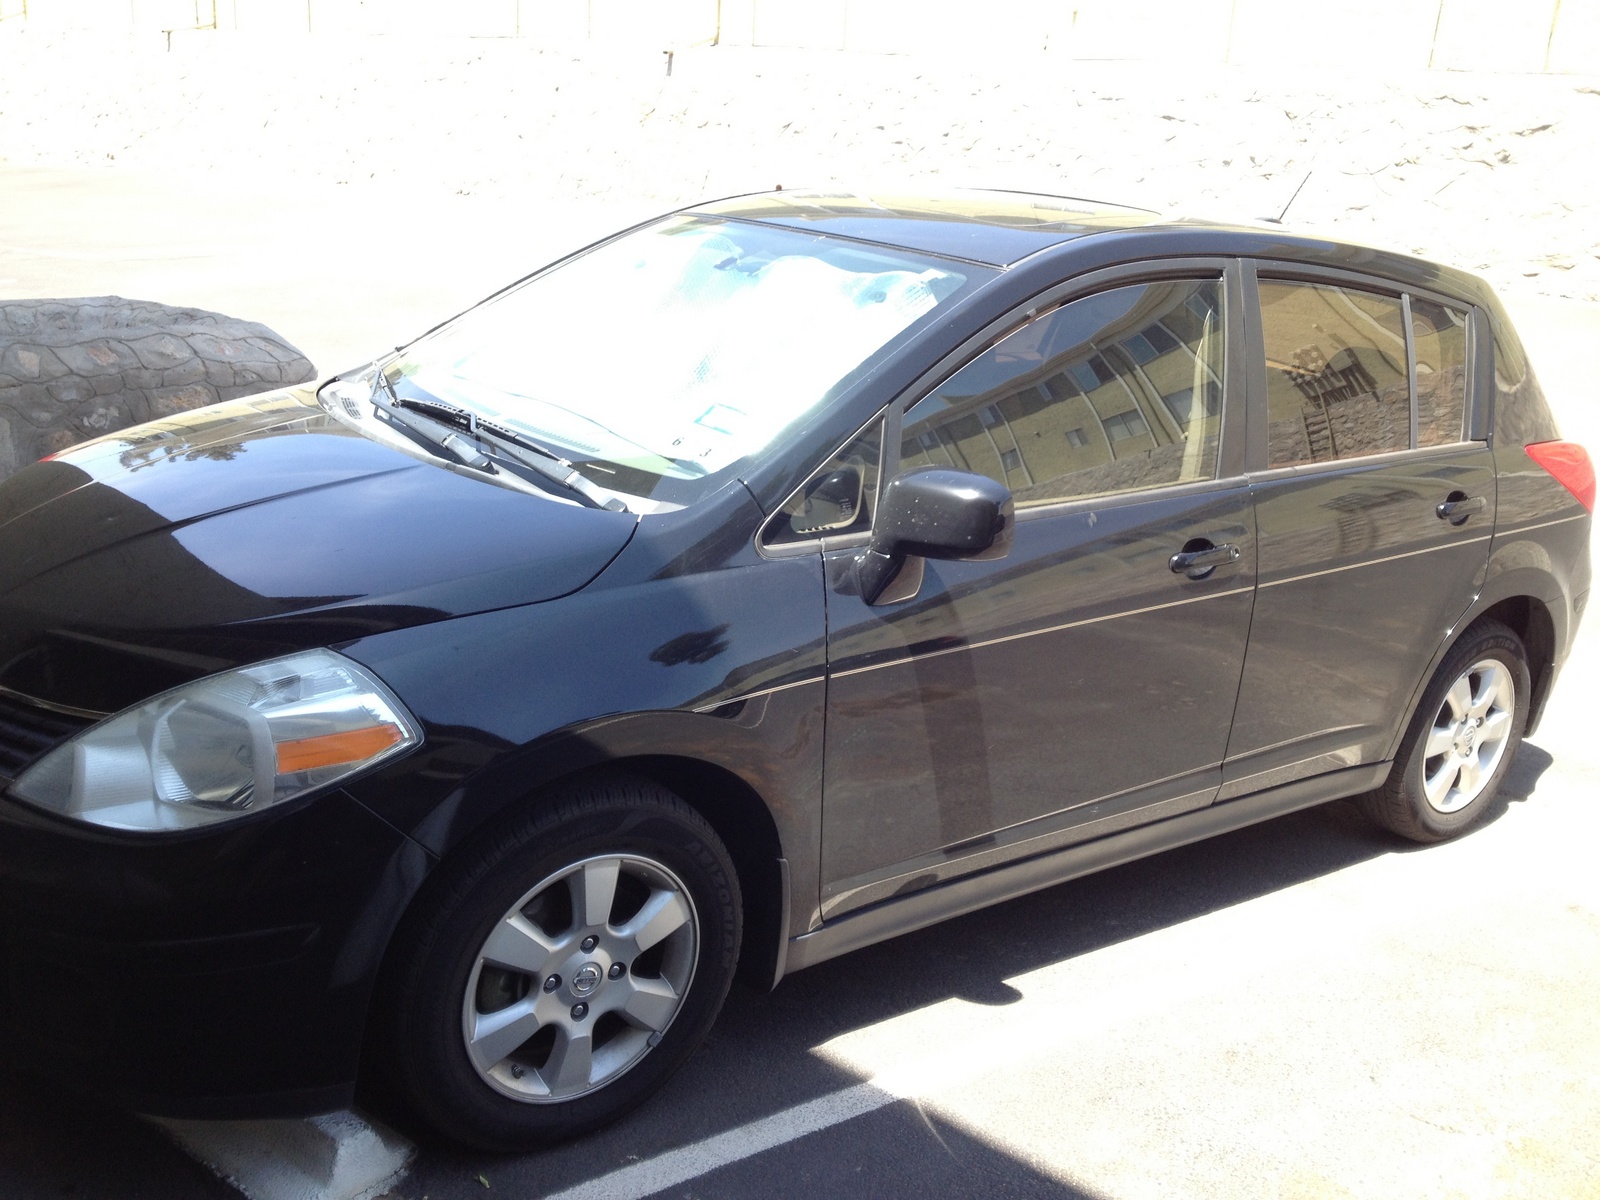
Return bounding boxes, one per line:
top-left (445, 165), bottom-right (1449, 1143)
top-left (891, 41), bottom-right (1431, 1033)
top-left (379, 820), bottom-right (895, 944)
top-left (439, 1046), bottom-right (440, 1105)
top-left (376, 776), bottom-right (741, 1150)
top-left (1360, 619), bottom-right (1529, 843)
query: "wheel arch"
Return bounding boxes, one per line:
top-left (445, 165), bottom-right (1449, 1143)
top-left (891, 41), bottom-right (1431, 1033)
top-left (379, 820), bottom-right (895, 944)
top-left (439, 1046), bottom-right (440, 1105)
top-left (359, 744), bottom-right (799, 1116)
top-left (1386, 579), bottom-right (1563, 763)
top-left (1470, 595), bottom-right (1557, 734)
top-left (594, 753), bottom-right (789, 990)
top-left (386, 716), bottom-right (804, 1006)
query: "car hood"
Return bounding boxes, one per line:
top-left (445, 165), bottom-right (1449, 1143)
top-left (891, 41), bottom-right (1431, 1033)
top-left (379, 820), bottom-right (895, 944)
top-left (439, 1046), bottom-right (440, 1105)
top-left (0, 387), bottom-right (636, 714)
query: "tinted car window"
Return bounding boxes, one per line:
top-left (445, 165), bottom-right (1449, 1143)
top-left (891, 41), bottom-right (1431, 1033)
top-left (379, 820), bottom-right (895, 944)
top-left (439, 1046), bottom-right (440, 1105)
top-left (1260, 281), bottom-right (1409, 466)
top-left (766, 420), bottom-right (883, 545)
top-left (899, 279), bottom-right (1224, 506)
top-left (1410, 297), bottom-right (1470, 447)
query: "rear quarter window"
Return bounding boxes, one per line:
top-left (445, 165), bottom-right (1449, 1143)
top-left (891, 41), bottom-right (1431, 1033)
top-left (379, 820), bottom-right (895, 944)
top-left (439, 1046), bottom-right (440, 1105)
top-left (1410, 297), bottom-right (1471, 447)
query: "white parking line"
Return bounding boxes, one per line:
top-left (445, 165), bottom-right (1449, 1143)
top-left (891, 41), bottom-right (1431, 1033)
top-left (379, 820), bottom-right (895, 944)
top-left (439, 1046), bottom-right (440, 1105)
top-left (542, 1084), bottom-right (894, 1200)
top-left (546, 882), bottom-right (1371, 1200)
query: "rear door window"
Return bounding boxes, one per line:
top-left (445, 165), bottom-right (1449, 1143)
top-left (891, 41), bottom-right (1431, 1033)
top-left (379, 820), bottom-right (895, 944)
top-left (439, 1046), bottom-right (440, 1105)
top-left (1258, 281), bottom-right (1410, 466)
top-left (1257, 278), bottom-right (1474, 467)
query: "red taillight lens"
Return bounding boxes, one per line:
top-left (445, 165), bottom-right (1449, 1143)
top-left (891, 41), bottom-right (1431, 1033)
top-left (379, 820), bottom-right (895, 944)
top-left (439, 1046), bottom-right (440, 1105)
top-left (1525, 441), bottom-right (1596, 513)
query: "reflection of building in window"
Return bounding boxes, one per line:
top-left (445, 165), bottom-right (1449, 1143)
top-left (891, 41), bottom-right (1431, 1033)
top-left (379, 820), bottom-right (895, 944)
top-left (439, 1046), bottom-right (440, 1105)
top-left (1411, 297), bottom-right (1470, 447)
top-left (1103, 410), bottom-right (1148, 442)
top-left (1287, 345), bottom-right (1378, 408)
top-left (899, 279), bottom-right (1223, 505)
top-left (1260, 282), bottom-right (1409, 465)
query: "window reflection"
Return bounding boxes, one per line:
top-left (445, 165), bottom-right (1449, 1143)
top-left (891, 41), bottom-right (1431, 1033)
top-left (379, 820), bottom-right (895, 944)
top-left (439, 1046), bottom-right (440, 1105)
top-left (900, 279), bottom-right (1224, 506)
top-left (767, 421), bottom-right (882, 545)
top-left (1410, 297), bottom-right (1469, 447)
top-left (1259, 281), bottom-right (1409, 465)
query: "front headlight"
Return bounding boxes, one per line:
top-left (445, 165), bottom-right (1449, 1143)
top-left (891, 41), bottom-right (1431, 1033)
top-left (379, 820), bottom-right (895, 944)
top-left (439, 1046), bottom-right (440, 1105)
top-left (10, 650), bottom-right (421, 833)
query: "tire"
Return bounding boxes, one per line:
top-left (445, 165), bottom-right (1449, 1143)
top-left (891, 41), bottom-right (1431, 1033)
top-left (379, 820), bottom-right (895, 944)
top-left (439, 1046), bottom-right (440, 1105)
top-left (376, 775), bottom-right (741, 1151)
top-left (1359, 619), bottom-right (1529, 843)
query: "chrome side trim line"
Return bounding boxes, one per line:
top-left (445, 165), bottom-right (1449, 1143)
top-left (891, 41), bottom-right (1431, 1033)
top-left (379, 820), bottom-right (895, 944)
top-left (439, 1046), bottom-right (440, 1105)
top-left (690, 676), bottom-right (824, 714)
top-left (1261, 535), bottom-right (1492, 590)
top-left (1496, 513), bottom-right (1589, 536)
top-left (782, 762), bottom-right (1392, 976)
top-left (829, 585), bottom-right (1254, 681)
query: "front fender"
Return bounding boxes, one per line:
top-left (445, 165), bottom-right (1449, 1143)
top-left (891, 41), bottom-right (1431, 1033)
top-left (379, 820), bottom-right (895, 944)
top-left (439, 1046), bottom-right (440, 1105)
top-left (336, 545), bottom-right (829, 938)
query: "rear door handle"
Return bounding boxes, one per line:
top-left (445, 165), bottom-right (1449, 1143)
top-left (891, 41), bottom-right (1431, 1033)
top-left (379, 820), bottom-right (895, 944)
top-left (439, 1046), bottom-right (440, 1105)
top-left (1436, 494), bottom-right (1487, 524)
top-left (1169, 542), bottom-right (1241, 578)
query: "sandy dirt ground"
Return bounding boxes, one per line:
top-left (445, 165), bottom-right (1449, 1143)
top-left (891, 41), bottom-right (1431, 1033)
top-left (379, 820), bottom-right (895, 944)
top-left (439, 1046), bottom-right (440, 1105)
top-left (1, 27), bottom-right (1597, 309)
top-left (1, 27), bottom-right (1599, 1200)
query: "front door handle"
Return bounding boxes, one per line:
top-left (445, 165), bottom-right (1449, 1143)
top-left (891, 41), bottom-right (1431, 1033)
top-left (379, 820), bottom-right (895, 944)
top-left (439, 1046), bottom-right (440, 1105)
top-left (1169, 541), bottom-right (1241, 579)
top-left (1436, 494), bottom-right (1487, 525)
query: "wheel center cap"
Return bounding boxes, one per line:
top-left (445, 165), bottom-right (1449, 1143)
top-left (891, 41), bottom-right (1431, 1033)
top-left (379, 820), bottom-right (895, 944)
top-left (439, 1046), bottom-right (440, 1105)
top-left (571, 962), bottom-right (603, 996)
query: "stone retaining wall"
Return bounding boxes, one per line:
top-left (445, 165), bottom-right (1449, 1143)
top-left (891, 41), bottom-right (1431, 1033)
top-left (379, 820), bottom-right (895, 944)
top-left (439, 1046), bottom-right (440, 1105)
top-left (0, 298), bottom-right (316, 479)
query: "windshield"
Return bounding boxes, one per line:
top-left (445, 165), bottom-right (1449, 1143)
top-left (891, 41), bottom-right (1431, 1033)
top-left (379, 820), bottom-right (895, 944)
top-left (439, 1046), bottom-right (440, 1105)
top-left (384, 216), bottom-right (985, 507)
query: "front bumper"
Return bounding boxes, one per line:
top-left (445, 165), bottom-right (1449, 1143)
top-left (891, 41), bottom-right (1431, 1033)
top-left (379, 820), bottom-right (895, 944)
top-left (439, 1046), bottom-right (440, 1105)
top-left (0, 788), bottom-right (432, 1118)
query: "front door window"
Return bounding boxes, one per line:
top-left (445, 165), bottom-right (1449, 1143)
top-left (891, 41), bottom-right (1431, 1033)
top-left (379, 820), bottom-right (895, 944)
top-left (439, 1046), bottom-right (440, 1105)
top-left (901, 279), bottom-right (1225, 504)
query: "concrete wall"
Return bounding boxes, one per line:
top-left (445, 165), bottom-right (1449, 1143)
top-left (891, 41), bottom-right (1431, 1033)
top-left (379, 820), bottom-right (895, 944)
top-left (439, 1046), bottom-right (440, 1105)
top-left (11, 0), bottom-right (1599, 72)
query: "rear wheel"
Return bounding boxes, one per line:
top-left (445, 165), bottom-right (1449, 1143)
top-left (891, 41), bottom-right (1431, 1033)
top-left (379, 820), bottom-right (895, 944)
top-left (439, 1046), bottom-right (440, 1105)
top-left (1360, 620), bottom-right (1529, 842)
top-left (378, 776), bottom-right (740, 1150)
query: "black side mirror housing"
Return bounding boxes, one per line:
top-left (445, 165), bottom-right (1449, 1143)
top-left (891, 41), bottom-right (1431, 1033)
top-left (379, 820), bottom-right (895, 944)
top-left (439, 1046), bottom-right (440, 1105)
top-left (857, 468), bottom-right (1014, 604)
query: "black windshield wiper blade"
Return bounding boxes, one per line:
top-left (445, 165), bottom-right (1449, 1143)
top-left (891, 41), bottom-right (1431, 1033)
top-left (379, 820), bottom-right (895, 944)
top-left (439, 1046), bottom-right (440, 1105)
top-left (370, 381), bottom-right (628, 512)
top-left (368, 376), bottom-right (497, 472)
top-left (366, 376), bottom-right (496, 473)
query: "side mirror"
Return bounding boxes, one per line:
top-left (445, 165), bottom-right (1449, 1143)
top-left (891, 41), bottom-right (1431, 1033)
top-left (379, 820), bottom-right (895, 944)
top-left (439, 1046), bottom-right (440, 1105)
top-left (789, 467), bottom-right (864, 536)
top-left (856, 468), bottom-right (1014, 605)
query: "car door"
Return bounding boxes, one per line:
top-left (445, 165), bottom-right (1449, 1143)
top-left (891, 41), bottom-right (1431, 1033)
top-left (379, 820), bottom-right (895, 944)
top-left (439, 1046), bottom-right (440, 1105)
top-left (798, 264), bottom-right (1259, 921)
top-left (1221, 264), bottom-right (1495, 796)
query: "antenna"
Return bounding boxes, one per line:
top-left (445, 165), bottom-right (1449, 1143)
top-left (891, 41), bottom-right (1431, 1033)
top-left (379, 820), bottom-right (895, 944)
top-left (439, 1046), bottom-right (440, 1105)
top-left (1264, 170), bottom-right (1313, 226)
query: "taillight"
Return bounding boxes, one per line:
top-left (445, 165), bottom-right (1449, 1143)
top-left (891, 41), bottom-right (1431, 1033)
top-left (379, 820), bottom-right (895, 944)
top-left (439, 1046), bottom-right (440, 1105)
top-left (1525, 441), bottom-right (1596, 513)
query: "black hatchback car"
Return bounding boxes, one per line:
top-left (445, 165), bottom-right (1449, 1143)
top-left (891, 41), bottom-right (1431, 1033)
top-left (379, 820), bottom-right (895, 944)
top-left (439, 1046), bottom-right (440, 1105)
top-left (0, 191), bottom-right (1591, 1150)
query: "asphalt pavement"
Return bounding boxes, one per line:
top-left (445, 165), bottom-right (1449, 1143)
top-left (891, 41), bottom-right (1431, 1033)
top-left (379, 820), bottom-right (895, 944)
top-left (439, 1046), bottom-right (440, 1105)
top-left (1, 166), bottom-right (1597, 1200)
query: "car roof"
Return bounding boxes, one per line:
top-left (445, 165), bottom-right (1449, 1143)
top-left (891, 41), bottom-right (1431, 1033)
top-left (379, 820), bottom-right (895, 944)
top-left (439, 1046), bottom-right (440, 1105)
top-left (689, 189), bottom-right (1164, 267)
top-left (687, 189), bottom-right (1496, 308)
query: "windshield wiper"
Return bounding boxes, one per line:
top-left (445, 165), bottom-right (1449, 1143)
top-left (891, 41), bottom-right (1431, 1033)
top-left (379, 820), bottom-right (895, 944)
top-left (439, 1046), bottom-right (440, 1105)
top-left (369, 373), bottom-right (495, 470)
top-left (495, 387), bottom-right (710, 479)
top-left (368, 375), bottom-right (629, 513)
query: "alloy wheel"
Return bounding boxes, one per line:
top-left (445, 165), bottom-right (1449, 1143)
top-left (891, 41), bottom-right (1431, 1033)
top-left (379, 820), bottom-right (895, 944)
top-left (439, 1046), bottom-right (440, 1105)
top-left (460, 853), bottom-right (699, 1102)
top-left (1421, 658), bottom-right (1516, 815)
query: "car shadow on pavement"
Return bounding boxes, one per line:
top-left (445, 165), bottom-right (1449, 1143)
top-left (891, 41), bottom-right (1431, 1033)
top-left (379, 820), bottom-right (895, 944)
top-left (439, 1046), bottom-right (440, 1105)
top-left (1475, 738), bottom-right (1553, 810)
top-left (1375, 739), bottom-right (1555, 857)
top-left (386, 773), bottom-right (1542, 1198)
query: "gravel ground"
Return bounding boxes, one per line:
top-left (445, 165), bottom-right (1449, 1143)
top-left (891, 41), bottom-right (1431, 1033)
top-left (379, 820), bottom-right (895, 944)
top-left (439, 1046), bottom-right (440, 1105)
top-left (1, 28), bottom-right (1597, 304)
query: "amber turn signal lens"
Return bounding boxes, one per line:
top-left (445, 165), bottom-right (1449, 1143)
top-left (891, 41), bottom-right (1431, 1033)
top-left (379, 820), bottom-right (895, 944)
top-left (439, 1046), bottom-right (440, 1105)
top-left (275, 725), bottom-right (405, 774)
